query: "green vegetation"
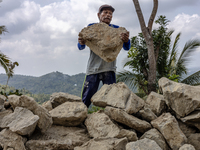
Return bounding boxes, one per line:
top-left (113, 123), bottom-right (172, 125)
top-left (117, 15), bottom-right (200, 95)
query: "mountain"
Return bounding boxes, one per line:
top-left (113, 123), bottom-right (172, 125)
top-left (0, 71), bottom-right (86, 97)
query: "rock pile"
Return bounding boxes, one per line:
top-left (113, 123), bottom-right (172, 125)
top-left (0, 77), bottom-right (200, 150)
top-left (78, 22), bottom-right (128, 62)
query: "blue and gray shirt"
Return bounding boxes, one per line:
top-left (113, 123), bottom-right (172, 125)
top-left (78, 23), bottom-right (130, 75)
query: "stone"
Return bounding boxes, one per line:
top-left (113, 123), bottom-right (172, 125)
top-left (179, 144), bottom-right (195, 150)
top-left (42, 100), bottom-right (53, 111)
top-left (138, 104), bottom-right (157, 122)
top-left (146, 91), bottom-right (167, 116)
top-left (178, 120), bottom-right (197, 138)
top-left (187, 133), bottom-right (200, 150)
top-left (115, 129), bottom-right (138, 142)
top-left (91, 82), bottom-right (131, 109)
top-left (158, 77), bottom-right (200, 117)
top-left (151, 113), bottom-right (187, 150)
top-left (140, 128), bottom-right (170, 150)
top-left (0, 109), bottom-right (13, 129)
top-left (1, 107), bottom-right (39, 136)
top-left (27, 125), bottom-right (90, 150)
top-left (124, 92), bottom-right (144, 114)
top-left (84, 111), bottom-right (121, 138)
top-left (50, 101), bottom-right (87, 126)
top-left (9, 95), bottom-right (53, 134)
top-left (0, 95), bottom-right (6, 111)
top-left (126, 138), bottom-right (162, 150)
top-left (104, 106), bottom-right (152, 133)
top-left (181, 110), bottom-right (200, 123)
top-left (78, 22), bottom-right (128, 62)
top-left (50, 92), bottom-right (82, 108)
top-left (0, 129), bottom-right (26, 150)
top-left (74, 137), bottom-right (128, 150)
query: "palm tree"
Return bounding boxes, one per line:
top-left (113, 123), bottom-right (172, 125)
top-left (117, 15), bottom-right (200, 95)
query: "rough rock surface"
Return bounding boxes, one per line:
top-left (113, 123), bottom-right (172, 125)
top-left (105, 106), bottom-right (152, 133)
top-left (85, 111), bottom-right (120, 138)
top-left (138, 104), bottom-right (157, 122)
top-left (151, 113), bottom-right (187, 150)
top-left (50, 101), bottom-right (87, 126)
top-left (140, 128), bottom-right (169, 150)
top-left (26, 125), bottom-right (90, 150)
top-left (91, 82), bottom-right (131, 109)
top-left (0, 95), bottom-right (6, 111)
top-left (0, 129), bottom-right (26, 150)
top-left (126, 138), bottom-right (162, 150)
top-left (0, 109), bottom-right (13, 128)
top-left (115, 129), bottom-right (138, 142)
top-left (124, 92), bottom-right (144, 114)
top-left (1, 107), bottom-right (39, 136)
top-left (79, 22), bottom-right (128, 62)
top-left (159, 77), bottom-right (200, 117)
top-left (187, 133), bottom-right (200, 150)
top-left (179, 144), bottom-right (195, 150)
top-left (146, 91), bottom-right (167, 116)
top-left (42, 100), bottom-right (53, 111)
top-left (50, 92), bottom-right (82, 108)
top-left (74, 137), bottom-right (128, 150)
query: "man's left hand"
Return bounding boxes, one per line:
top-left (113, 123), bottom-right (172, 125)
top-left (120, 31), bottom-right (129, 43)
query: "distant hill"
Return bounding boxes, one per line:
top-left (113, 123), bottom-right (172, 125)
top-left (0, 71), bottom-right (86, 97)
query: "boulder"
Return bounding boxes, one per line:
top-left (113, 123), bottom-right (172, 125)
top-left (181, 110), bottom-right (200, 123)
top-left (178, 120), bottom-right (197, 138)
top-left (78, 22), bottom-right (128, 62)
top-left (0, 109), bottom-right (13, 129)
top-left (179, 144), bottom-right (195, 150)
top-left (50, 101), bottom-right (87, 126)
top-left (8, 95), bottom-right (53, 133)
top-left (74, 137), bottom-right (128, 150)
top-left (151, 113), bottom-right (187, 150)
top-left (42, 100), bottom-right (53, 111)
top-left (187, 133), bottom-right (200, 150)
top-left (124, 92), bottom-right (144, 114)
top-left (0, 95), bottom-right (6, 111)
top-left (126, 138), bottom-right (162, 150)
top-left (140, 128), bottom-right (170, 150)
top-left (84, 111), bottom-right (121, 138)
top-left (91, 82), bottom-right (131, 109)
top-left (0, 129), bottom-right (26, 150)
top-left (115, 129), bottom-right (138, 142)
top-left (138, 104), bottom-right (157, 122)
top-left (158, 77), bottom-right (200, 117)
top-left (146, 91), bottom-right (167, 116)
top-left (50, 92), bottom-right (81, 108)
top-left (26, 125), bottom-right (90, 150)
top-left (104, 106), bottom-right (152, 133)
top-left (0, 107), bottom-right (39, 136)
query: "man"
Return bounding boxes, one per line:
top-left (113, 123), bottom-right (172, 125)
top-left (78, 4), bottom-right (130, 107)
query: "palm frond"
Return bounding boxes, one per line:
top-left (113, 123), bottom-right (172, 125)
top-left (0, 52), bottom-right (10, 73)
top-left (181, 70), bottom-right (200, 85)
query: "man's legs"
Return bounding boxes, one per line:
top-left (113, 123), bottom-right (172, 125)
top-left (102, 71), bottom-right (116, 85)
top-left (81, 74), bottom-right (100, 107)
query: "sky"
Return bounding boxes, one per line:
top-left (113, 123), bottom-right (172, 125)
top-left (0, 0), bottom-right (200, 77)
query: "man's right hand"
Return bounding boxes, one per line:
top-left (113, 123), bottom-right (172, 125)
top-left (78, 37), bottom-right (86, 45)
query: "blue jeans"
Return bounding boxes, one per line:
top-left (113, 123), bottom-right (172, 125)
top-left (81, 71), bottom-right (116, 107)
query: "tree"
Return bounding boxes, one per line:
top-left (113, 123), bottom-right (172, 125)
top-left (132, 0), bottom-right (158, 93)
top-left (117, 15), bottom-right (200, 94)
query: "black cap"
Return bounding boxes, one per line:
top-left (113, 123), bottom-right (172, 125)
top-left (99, 4), bottom-right (115, 13)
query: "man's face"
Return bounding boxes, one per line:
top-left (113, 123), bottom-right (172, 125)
top-left (98, 9), bottom-right (113, 25)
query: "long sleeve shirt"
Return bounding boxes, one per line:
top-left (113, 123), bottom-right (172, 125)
top-left (78, 23), bottom-right (131, 75)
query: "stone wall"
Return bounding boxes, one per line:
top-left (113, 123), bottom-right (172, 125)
top-left (0, 77), bottom-right (199, 150)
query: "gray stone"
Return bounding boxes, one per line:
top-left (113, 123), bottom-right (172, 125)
top-left (85, 111), bottom-right (121, 138)
top-left (42, 100), bottom-right (53, 111)
top-left (50, 101), bottom-right (87, 126)
top-left (104, 106), bottom-right (152, 133)
top-left (0, 109), bottom-right (13, 129)
top-left (178, 120), bottom-right (197, 138)
top-left (179, 144), bottom-right (195, 150)
top-left (138, 104), bottom-right (157, 122)
top-left (140, 128), bottom-right (170, 150)
top-left (158, 77), bottom-right (200, 117)
top-left (78, 22), bottom-right (128, 62)
top-left (91, 82), bottom-right (131, 109)
top-left (0, 129), bottom-right (26, 150)
top-left (115, 129), bottom-right (138, 142)
top-left (151, 113), bottom-right (187, 150)
top-left (126, 138), bottom-right (162, 150)
top-left (181, 110), bottom-right (200, 123)
top-left (8, 95), bottom-right (20, 109)
top-left (0, 95), bottom-right (6, 111)
top-left (1, 107), bottom-right (39, 136)
top-left (27, 125), bottom-right (90, 150)
top-left (50, 92), bottom-right (81, 108)
top-left (146, 91), bottom-right (167, 116)
top-left (74, 137), bottom-right (128, 150)
top-left (187, 133), bottom-right (200, 150)
top-left (124, 92), bottom-right (144, 114)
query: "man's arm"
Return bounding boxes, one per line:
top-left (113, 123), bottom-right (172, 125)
top-left (121, 32), bottom-right (130, 50)
top-left (77, 37), bottom-right (86, 50)
top-left (123, 39), bottom-right (131, 50)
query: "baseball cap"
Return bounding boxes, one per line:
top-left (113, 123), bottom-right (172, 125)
top-left (99, 4), bottom-right (115, 13)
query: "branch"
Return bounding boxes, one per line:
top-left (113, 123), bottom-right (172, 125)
top-left (148, 0), bottom-right (158, 32)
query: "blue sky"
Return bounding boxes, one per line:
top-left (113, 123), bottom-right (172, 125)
top-left (0, 0), bottom-right (200, 76)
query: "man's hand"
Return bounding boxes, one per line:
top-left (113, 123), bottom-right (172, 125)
top-left (120, 31), bottom-right (129, 43)
top-left (78, 37), bottom-right (86, 45)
